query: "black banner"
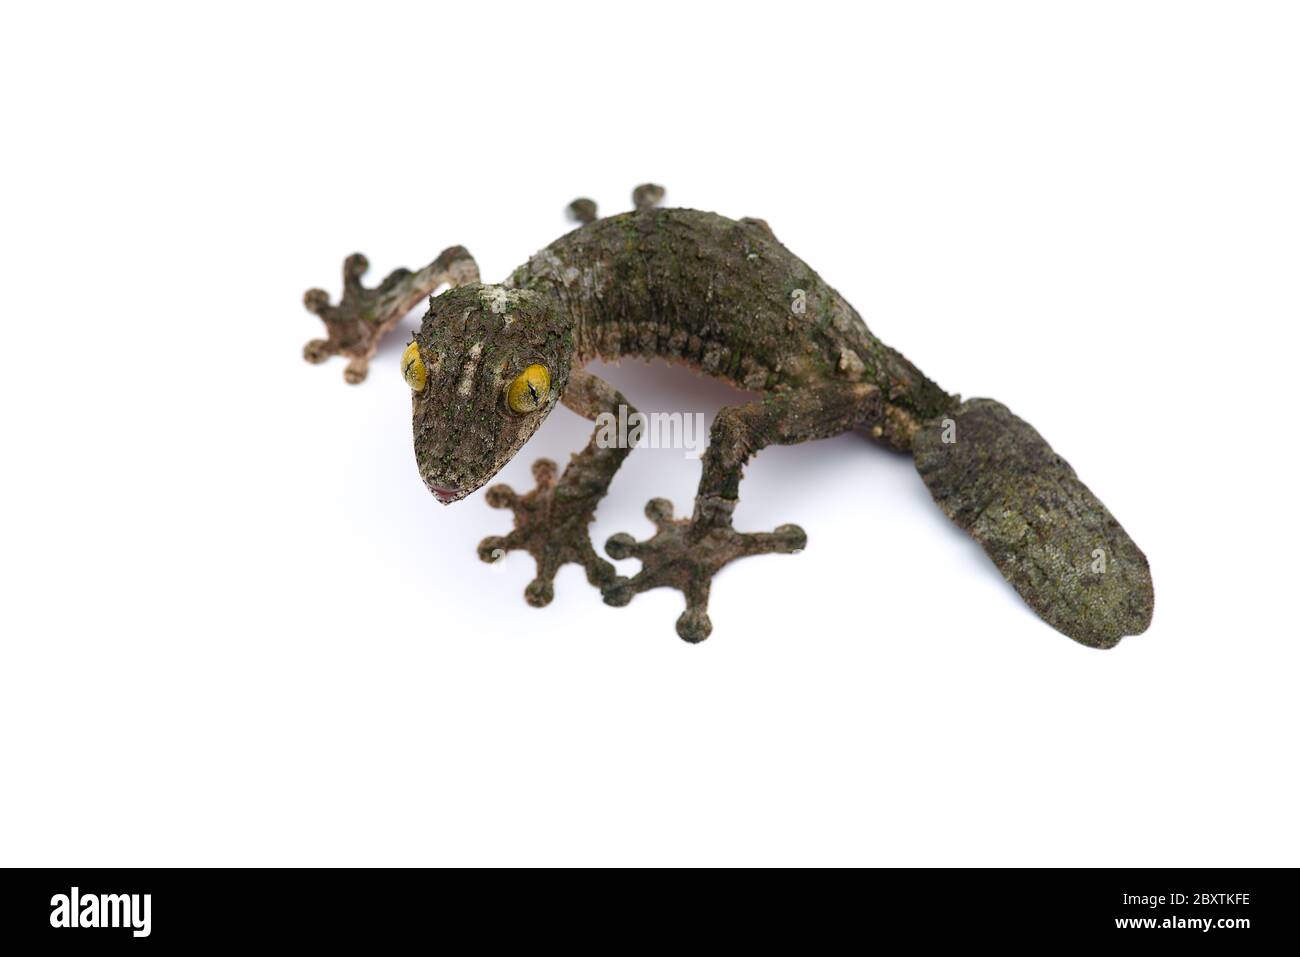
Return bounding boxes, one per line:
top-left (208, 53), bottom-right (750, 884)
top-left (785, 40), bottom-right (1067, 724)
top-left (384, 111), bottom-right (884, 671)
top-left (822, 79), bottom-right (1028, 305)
top-left (0, 868), bottom-right (1291, 946)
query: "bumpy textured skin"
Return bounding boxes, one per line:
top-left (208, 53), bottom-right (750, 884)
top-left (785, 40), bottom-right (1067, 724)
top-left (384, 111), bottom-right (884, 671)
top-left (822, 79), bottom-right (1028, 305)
top-left (304, 184), bottom-right (1155, 647)
top-left (507, 205), bottom-right (954, 448)
top-left (913, 400), bottom-right (1154, 648)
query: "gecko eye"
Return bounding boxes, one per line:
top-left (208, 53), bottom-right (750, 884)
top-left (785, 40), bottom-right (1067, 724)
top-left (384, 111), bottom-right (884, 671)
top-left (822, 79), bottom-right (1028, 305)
top-left (506, 364), bottom-right (551, 414)
top-left (402, 342), bottom-right (427, 391)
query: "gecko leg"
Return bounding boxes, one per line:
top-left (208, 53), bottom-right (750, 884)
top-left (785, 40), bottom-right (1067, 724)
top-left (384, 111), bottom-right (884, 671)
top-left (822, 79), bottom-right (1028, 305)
top-left (603, 383), bottom-right (883, 642)
top-left (477, 369), bottom-right (635, 606)
top-left (303, 246), bottom-right (479, 384)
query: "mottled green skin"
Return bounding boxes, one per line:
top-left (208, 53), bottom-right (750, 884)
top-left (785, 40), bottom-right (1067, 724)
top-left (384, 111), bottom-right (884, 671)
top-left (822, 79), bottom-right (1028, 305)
top-left (507, 208), bottom-right (956, 448)
top-left (914, 400), bottom-right (1154, 648)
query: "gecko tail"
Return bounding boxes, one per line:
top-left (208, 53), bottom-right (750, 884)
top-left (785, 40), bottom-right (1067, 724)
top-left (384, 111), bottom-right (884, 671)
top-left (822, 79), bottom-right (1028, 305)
top-left (912, 398), bottom-right (1154, 649)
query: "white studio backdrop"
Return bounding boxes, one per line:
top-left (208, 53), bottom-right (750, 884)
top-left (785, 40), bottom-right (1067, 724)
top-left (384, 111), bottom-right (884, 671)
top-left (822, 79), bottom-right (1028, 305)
top-left (0, 1), bottom-right (1296, 866)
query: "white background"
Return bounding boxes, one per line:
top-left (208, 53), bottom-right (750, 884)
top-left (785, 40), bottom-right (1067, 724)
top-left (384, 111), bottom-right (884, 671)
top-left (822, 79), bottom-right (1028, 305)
top-left (2, 1), bottom-right (1297, 866)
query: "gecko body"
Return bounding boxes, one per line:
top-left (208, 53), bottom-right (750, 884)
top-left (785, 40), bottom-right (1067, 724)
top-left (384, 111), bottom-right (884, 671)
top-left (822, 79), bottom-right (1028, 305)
top-left (302, 185), bottom-right (1154, 647)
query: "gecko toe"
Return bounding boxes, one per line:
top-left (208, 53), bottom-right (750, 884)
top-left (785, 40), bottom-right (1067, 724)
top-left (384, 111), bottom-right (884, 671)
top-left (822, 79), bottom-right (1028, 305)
top-left (524, 576), bottom-right (555, 607)
top-left (342, 359), bottom-right (369, 385)
top-left (602, 578), bottom-right (635, 607)
top-left (477, 535), bottom-right (511, 564)
top-left (632, 183), bottom-right (666, 211)
top-left (604, 532), bottom-right (638, 560)
top-left (302, 339), bottom-right (335, 364)
top-left (676, 607), bottom-right (712, 644)
top-left (530, 458), bottom-right (558, 489)
top-left (567, 198), bottom-right (598, 225)
top-left (765, 524), bottom-right (807, 554)
top-left (484, 483), bottom-right (519, 509)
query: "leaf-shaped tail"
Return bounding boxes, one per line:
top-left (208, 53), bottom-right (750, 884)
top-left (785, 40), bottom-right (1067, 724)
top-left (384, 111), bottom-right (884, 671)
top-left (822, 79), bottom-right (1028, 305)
top-left (913, 398), bottom-right (1153, 648)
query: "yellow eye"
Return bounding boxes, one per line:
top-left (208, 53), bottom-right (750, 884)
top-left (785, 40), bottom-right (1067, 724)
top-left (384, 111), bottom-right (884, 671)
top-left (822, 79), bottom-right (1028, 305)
top-left (506, 363), bottom-right (551, 414)
top-left (402, 341), bottom-right (427, 391)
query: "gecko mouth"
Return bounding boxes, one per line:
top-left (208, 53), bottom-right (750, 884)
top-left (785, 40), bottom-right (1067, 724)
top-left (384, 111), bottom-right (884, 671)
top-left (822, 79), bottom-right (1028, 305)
top-left (425, 481), bottom-right (465, 505)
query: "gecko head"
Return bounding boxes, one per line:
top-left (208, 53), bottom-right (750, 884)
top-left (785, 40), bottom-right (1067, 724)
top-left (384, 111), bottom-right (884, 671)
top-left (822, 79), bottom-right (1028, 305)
top-left (405, 283), bottom-right (571, 504)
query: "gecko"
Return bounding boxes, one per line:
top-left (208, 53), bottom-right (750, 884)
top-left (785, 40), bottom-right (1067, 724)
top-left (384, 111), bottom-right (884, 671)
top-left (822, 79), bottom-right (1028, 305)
top-left (301, 184), bottom-right (1154, 648)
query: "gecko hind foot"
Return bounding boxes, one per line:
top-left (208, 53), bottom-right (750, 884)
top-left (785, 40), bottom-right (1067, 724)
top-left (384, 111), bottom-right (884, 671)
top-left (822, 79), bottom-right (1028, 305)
top-left (602, 498), bottom-right (805, 643)
top-left (477, 458), bottom-right (622, 607)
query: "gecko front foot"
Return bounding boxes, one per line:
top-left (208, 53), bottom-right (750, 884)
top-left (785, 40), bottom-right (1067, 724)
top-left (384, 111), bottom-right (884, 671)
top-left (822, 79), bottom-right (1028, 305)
top-left (602, 498), bottom-right (806, 643)
top-left (477, 458), bottom-right (622, 607)
top-left (302, 246), bottom-right (479, 384)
